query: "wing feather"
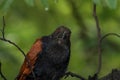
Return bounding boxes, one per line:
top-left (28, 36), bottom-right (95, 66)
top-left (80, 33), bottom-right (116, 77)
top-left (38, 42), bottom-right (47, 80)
top-left (17, 38), bottom-right (42, 80)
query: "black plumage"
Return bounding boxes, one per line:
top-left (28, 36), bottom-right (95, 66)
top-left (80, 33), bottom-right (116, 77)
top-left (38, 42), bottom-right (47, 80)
top-left (17, 26), bottom-right (71, 80)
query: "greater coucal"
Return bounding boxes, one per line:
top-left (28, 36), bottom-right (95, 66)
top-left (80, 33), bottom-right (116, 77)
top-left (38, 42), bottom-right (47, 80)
top-left (16, 26), bottom-right (71, 80)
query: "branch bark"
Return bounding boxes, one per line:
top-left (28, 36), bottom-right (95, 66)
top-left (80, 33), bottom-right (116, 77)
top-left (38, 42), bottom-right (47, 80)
top-left (100, 33), bottom-right (120, 43)
top-left (0, 16), bottom-right (36, 80)
top-left (0, 61), bottom-right (7, 80)
top-left (64, 71), bottom-right (86, 80)
top-left (93, 3), bottom-right (102, 75)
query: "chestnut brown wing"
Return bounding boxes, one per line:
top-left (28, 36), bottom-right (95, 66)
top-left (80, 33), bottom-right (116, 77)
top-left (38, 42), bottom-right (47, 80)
top-left (17, 39), bottom-right (42, 80)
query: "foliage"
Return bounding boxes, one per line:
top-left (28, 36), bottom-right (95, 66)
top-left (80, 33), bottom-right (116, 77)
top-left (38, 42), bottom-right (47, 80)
top-left (0, 0), bottom-right (118, 14)
top-left (93, 0), bottom-right (117, 9)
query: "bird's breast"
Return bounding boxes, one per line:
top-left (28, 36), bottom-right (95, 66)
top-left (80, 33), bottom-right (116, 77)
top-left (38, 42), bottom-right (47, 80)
top-left (45, 43), bottom-right (70, 64)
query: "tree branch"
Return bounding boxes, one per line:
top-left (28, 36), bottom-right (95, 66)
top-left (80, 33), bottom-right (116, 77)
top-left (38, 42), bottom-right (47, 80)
top-left (2, 16), bottom-right (5, 39)
top-left (0, 16), bottom-right (36, 79)
top-left (93, 3), bottom-right (120, 79)
top-left (93, 3), bottom-right (102, 75)
top-left (64, 71), bottom-right (86, 80)
top-left (0, 61), bottom-right (7, 80)
top-left (0, 16), bottom-right (26, 57)
top-left (100, 33), bottom-right (120, 43)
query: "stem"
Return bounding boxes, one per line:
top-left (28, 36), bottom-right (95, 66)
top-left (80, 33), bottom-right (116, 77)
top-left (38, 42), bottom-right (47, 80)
top-left (0, 61), bottom-right (7, 80)
top-left (0, 16), bottom-right (36, 79)
top-left (93, 3), bottom-right (102, 74)
top-left (64, 72), bottom-right (86, 80)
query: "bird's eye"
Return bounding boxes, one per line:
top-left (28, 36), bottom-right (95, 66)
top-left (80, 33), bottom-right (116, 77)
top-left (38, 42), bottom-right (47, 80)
top-left (63, 35), bottom-right (67, 39)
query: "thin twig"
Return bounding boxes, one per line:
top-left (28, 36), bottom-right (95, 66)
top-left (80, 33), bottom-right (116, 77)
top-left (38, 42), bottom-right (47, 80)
top-left (0, 16), bottom-right (36, 79)
top-left (64, 72), bottom-right (86, 80)
top-left (100, 33), bottom-right (120, 43)
top-left (93, 3), bottom-right (102, 74)
top-left (2, 16), bottom-right (5, 39)
top-left (0, 38), bottom-right (26, 57)
top-left (0, 16), bottom-right (26, 57)
top-left (0, 61), bottom-right (7, 80)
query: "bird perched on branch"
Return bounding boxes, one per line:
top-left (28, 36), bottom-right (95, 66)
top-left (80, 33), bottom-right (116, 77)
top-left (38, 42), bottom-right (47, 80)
top-left (16, 26), bottom-right (71, 80)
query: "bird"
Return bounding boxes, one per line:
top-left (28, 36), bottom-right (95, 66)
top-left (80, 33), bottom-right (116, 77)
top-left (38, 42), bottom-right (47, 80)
top-left (16, 26), bottom-right (71, 80)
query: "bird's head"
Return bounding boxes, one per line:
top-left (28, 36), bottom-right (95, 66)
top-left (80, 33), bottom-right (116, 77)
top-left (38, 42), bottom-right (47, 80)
top-left (50, 26), bottom-right (71, 46)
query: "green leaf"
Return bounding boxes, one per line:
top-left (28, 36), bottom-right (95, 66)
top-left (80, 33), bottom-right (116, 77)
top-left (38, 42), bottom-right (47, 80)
top-left (93, 0), bottom-right (101, 4)
top-left (105, 0), bottom-right (117, 9)
top-left (40, 0), bottom-right (49, 11)
top-left (24, 0), bottom-right (34, 6)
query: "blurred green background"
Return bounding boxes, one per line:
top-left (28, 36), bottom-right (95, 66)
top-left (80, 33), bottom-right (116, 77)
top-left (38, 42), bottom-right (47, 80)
top-left (0, 0), bottom-right (120, 80)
